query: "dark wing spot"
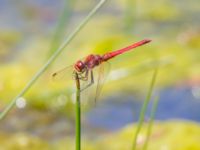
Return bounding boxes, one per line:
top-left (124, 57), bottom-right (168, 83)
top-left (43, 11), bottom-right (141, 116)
top-left (52, 73), bottom-right (57, 77)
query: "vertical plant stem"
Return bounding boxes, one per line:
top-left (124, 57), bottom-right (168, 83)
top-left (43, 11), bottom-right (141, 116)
top-left (132, 69), bottom-right (158, 150)
top-left (143, 96), bottom-right (159, 150)
top-left (75, 73), bottom-right (81, 150)
top-left (0, 0), bottom-right (107, 121)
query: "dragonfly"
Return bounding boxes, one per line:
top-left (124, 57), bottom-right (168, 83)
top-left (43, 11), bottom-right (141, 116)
top-left (52, 39), bottom-right (151, 101)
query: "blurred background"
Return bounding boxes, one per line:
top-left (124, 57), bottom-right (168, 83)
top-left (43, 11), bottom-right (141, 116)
top-left (0, 0), bottom-right (200, 149)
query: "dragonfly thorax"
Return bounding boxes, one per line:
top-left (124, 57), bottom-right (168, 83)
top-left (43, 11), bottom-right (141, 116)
top-left (74, 54), bottom-right (103, 73)
top-left (84, 54), bottom-right (103, 69)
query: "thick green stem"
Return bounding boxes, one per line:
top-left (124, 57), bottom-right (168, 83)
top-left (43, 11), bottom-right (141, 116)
top-left (143, 96), bottom-right (159, 150)
top-left (132, 69), bottom-right (158, 150)
top-left (75, 73), bottom-right (81, 150)
top-left (0, 0), bottom-right (107, 121)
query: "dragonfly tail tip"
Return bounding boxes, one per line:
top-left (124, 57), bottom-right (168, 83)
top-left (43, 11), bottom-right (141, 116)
top-left (144, 39), bottom-right (152, 43)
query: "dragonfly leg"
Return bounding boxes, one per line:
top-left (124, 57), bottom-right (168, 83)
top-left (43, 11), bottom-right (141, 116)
top-left (80, 70), bottom-right (94, 92)
top-left (78, 69), bottom-right (89, 81)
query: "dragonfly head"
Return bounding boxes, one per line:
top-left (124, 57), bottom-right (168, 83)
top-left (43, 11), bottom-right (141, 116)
top-left (74, 60), bottom-right (86, 73)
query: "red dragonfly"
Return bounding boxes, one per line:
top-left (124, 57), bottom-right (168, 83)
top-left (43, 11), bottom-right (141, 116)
top-left (53, 39), bottom-right (151, 100)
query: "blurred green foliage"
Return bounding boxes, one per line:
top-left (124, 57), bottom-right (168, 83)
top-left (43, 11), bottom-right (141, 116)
top-left (0, 0), bottom-right (200, 149)
top-left (0, 121), bottom-right (200, 150)
top-left (98, 121), bottom-right (200, 150)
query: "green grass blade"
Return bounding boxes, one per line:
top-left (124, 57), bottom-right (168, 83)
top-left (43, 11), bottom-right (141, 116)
top-left (132, 69), bottom-right (158, 150)
top-left (0, 0), bottom-right (107, 121)
top-left (47, 0), bottom-right (75, 57)
top-left (143, 96), bottom-right (160, 150)
top-left (124, 0), bottom-right (136, 31)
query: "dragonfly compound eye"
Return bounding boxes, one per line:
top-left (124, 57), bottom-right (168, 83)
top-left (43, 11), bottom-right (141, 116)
top-left (75, 60), bottom-right (85, 72)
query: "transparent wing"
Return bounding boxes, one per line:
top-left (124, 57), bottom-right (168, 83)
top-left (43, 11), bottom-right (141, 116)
top-left (94, 61), bottom-right (111, 104)
top-left (52, 65), bottom-right (74, 81)
top-left (96, 62), bottom-right (111, 101)
top-left (78, 62), bottom-right (110, 107)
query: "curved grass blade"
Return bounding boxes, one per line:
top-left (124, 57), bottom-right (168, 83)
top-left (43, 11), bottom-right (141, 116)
top-left (0, 0), bottom-right (108, 120)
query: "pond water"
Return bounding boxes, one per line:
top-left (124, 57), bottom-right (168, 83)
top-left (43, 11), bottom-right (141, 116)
top-left (85, 85), bottom-right (200, 130)
top-left (1, 85), bottom-right (200, 141)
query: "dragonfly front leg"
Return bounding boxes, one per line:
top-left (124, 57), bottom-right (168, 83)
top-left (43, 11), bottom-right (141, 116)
top-left (78, 69), bottom-right (89, 81)
top-left (80, 70), bottom-right (94, 92)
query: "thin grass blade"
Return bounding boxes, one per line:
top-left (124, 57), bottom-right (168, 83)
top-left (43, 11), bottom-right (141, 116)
top-left (132, 68), bottom-right (158, 150)
top-left (142, 96), bottom-right (160, 150)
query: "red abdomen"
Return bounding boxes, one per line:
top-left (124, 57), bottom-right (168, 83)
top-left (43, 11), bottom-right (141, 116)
top-left (102, 39), bottom-right (151, 61)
